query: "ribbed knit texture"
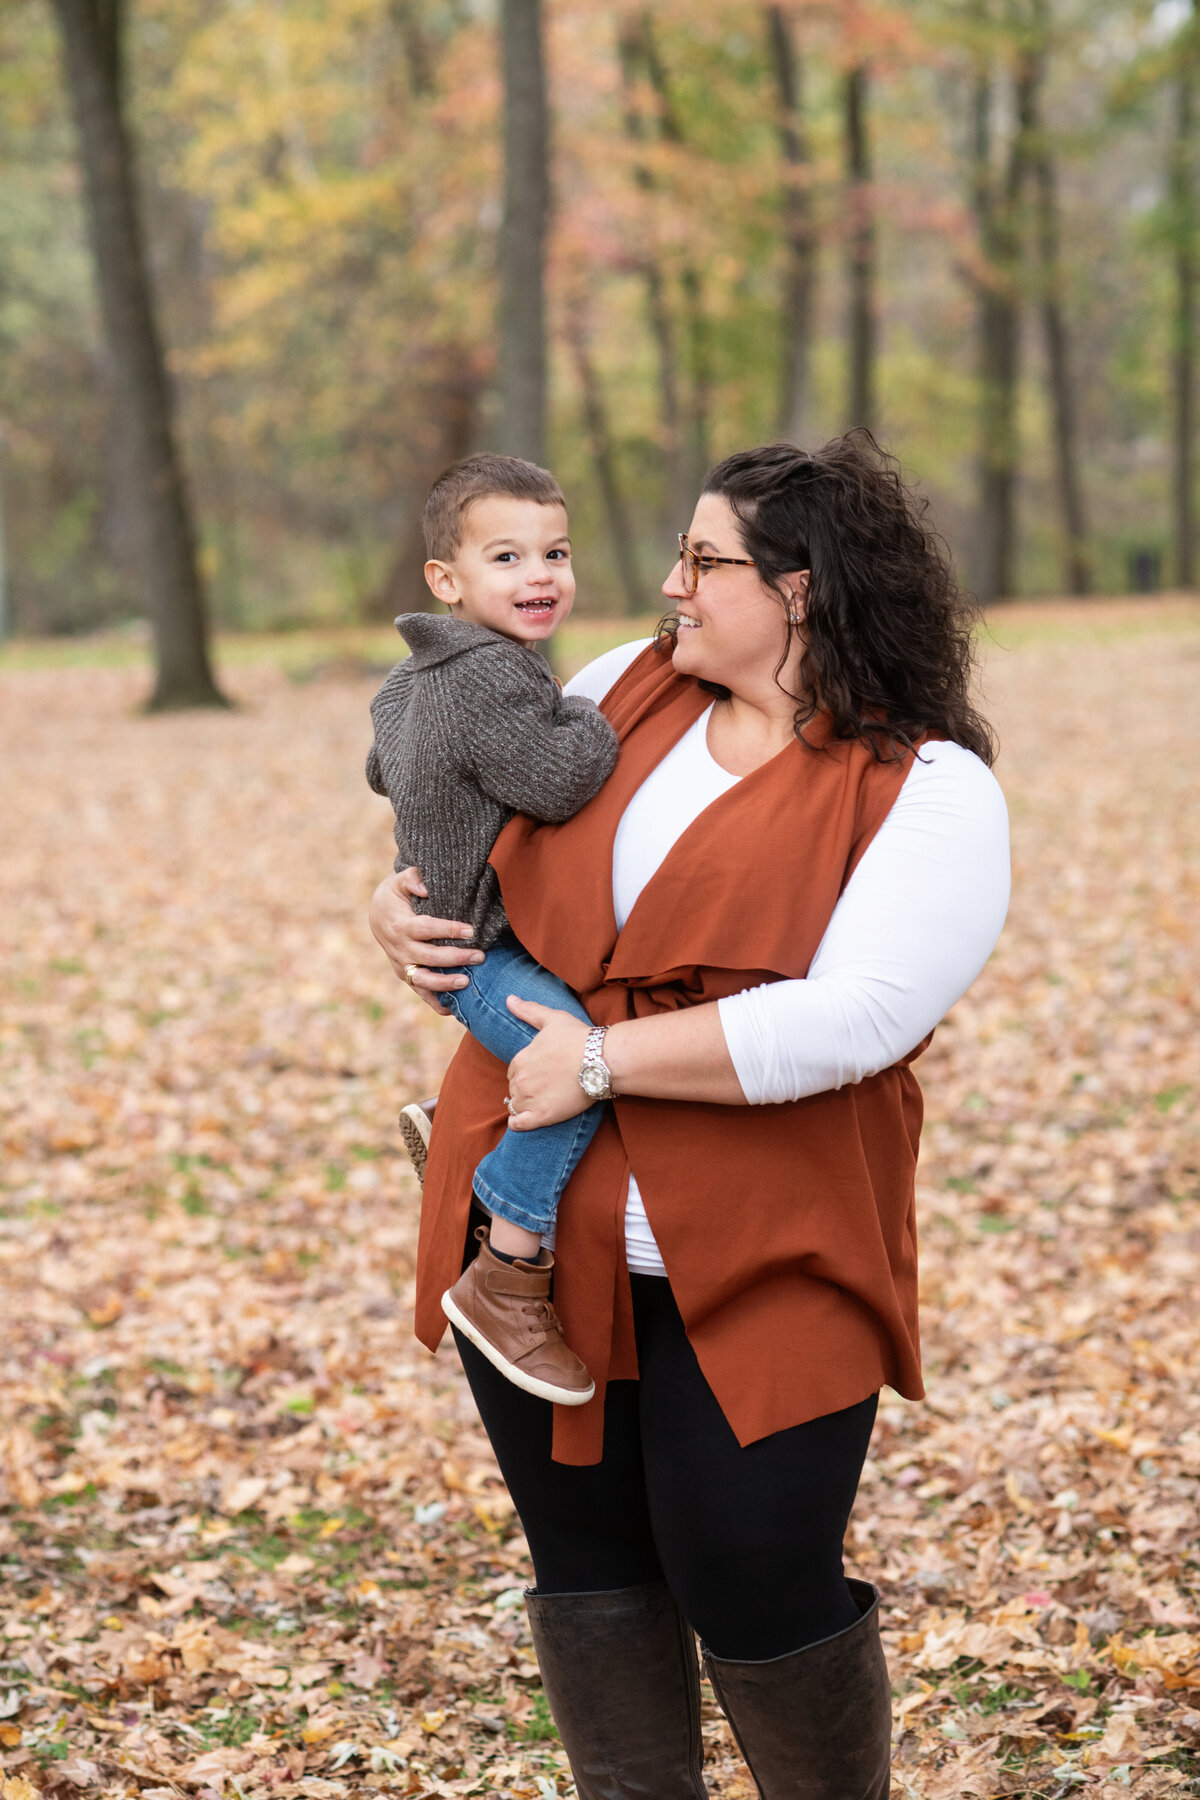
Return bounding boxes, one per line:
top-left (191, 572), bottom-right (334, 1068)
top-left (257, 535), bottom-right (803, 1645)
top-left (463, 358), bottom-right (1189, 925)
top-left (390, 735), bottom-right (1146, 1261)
top-left (366, 613), bottom-right (619, 949)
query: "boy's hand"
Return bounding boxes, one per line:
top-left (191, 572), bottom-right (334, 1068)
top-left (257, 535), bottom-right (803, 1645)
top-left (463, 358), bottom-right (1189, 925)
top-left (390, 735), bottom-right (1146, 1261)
top-left (505, 999), bottom-right (593, 1129)
top-left (368, 867), bottom-right (482, 1017)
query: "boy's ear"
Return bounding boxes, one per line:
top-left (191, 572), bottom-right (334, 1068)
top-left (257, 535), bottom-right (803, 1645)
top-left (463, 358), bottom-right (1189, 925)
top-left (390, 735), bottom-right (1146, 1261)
top-left (424, 559), bottom-right (461, 607)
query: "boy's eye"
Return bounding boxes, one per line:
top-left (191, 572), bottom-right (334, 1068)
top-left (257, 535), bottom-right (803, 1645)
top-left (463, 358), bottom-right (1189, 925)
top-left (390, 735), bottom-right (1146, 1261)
top-left (494, 551), bottom-right (517, 563)
top-left (547, 548), bottom-right (569, 562)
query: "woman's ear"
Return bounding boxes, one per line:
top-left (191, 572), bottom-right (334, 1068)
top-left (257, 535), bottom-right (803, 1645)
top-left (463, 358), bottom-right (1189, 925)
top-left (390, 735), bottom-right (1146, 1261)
top-left (785, 570), bottom-right (811, 623)
top-left (424, 559), bottom-right (461, 607)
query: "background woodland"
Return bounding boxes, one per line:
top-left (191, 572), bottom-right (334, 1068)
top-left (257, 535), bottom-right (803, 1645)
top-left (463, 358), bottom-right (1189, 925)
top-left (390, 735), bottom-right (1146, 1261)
top-left (2, 0), bottom-right (1199, 675)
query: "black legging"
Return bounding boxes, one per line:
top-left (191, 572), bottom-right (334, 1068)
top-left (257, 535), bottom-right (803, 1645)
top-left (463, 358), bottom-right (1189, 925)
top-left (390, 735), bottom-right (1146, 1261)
top-left (453, 1225), bottom-right (877, 1660)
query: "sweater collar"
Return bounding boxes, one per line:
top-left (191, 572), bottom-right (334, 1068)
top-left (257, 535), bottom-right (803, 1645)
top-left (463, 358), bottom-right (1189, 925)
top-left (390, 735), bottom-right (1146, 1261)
top-left (395, 611), bottom-right (518, 670)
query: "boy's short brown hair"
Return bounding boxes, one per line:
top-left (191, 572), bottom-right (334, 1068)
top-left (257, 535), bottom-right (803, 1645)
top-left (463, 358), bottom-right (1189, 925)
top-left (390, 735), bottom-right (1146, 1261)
top-left (423, 453), bottom-right (566, 563)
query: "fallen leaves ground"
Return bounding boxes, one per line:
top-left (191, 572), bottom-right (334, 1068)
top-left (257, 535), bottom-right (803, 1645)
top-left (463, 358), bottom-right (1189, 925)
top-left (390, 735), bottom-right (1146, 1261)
top-left (0, 599), bottom-right (1197, 1800)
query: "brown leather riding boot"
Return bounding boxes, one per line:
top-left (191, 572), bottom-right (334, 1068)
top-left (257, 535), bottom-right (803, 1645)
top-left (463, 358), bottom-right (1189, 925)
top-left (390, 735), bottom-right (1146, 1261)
top-left (524, 1582), bottom-right (707, 1800)
top-left (703, 1581), bottom-right (891, 1800)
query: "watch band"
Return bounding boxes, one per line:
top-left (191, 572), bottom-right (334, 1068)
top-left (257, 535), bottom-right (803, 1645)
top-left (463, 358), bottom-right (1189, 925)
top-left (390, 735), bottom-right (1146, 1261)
top-left (579, 1025), bottom-right (615, 1101)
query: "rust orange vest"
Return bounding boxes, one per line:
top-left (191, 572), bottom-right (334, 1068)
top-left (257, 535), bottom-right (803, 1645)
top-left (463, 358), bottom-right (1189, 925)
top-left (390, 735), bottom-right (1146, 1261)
top-left (415, 642), bottom-right (927, 1464)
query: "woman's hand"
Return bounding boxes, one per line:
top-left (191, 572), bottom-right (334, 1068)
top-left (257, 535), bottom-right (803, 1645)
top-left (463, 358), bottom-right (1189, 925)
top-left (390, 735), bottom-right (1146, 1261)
top-left (505, 998), bottom-right (593, 1130)
top-left (368, 867), bottom-right (482, 1017)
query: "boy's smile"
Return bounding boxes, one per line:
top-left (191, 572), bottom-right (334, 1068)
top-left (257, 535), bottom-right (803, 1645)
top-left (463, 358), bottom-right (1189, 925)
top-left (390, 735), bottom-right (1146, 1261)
top-left (424, 496), bottom-right (576, 644)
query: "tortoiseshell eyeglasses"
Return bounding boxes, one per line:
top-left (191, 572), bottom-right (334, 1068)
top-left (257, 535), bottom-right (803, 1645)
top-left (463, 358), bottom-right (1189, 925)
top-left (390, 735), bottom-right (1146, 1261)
top-left (678, 532), bottom-right (757, 595)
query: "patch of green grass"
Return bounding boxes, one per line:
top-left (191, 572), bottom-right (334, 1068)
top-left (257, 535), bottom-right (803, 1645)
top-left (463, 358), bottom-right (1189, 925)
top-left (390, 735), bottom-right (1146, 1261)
top-left (1062, 1669), bottom-right (1093, 1692)
top-left (34, 1740), bottom-right (70, 1763)
top-left (181, 1187), bottom-right (212, 1216)
top-left (41, 1483), bottom-right (97, 1511)
top-left (978, 1681), bottom-right (1034, 1715)
top-left (945, 1175), bottom-right (977, 1194)
top-left (518, 1690), bottom-right (560, 1744)
top-left (1154, 1084), bottom-right (1190, 1112)
top-left (200, 1706), bottom-right (259, 1748)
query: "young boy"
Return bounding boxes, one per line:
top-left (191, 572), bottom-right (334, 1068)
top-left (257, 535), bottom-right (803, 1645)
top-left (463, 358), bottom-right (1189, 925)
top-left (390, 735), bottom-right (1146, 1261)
top-left (366, 454), bottom-right (618, 1407)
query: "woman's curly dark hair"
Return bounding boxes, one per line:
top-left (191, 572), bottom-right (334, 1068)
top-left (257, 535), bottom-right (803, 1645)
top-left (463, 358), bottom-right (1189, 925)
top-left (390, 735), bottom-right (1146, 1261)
top-left (673, 431), bottom-right (996, 767)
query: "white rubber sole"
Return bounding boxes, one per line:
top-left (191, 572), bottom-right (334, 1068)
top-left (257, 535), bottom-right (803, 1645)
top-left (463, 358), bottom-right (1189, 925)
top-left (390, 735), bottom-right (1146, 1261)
top-left (441, 1289), bottom-right (596, 1407)
top-left (397, 1103), bottom-right (433, 1184)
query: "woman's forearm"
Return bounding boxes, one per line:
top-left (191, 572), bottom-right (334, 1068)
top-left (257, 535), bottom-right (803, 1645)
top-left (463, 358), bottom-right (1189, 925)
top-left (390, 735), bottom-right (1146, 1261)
top-left (603, 1002), bottom-right (749, 1106)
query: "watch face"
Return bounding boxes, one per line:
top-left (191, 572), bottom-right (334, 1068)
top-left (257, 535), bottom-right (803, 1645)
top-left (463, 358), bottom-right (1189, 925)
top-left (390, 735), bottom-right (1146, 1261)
top-left (581, 1065), bottom-right (607, 1099)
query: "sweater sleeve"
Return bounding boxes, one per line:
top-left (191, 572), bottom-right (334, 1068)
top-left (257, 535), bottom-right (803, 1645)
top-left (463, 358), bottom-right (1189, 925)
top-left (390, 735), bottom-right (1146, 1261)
top-left (457, 650), bottom-right (619, 822)
top-left (366, 660), bottom-right (413, 798)
top-left (716, 742), bottom-right (1011, 1103)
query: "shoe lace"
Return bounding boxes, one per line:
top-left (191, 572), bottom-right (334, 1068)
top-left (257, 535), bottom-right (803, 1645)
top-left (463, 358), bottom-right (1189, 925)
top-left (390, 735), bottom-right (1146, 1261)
top-left (520, 1297), bottom-right (562, 1338)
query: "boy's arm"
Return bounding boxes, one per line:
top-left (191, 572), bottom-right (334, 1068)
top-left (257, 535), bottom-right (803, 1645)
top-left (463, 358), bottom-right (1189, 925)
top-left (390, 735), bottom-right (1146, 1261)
top-left (457, 651), bottom-right (618, 822)
top-left (366, 660), bottom-right (414, 798)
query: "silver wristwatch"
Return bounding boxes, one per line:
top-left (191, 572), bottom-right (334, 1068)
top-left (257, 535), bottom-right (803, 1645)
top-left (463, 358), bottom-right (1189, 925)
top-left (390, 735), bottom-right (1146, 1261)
top-left (578, 1025), bottom-right (616, 1101)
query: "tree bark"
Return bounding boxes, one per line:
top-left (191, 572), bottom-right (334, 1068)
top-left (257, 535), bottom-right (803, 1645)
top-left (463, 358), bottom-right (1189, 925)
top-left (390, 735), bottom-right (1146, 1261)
top-left (843, 63), bottom-right (876, 434)
top-left (50, 0), bottom-right (227, 708)
top-left (636, 15), bottom-right (711, 491)
top-left (765, 5), bottom-right (818, 444)
top-left (618, 20), bottom-right (687, 538)
top-left (1171, 1), bottom-right (1198, 589)
top-left (1027, 7), bottom-right (1089, 596)
top-left (372, 364), bottom-right (479, 620)
top-left (970, 47), bottom-right (1033, 605)
top-left (566, 307), bottom-right (648, 615)
top-left (498, 0), bottom-right (549, 467)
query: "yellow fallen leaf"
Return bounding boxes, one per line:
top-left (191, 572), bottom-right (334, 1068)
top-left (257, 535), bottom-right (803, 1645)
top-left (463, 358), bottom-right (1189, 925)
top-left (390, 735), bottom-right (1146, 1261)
top-left (302, 1721), bottom-right (336, 1746)
top-left (1, 1776), bottom-right (38, 1800)
top-left (317, 1516), bottom-right (345, 1539)
top-left (420, 1708), bottom-right (447, 1735)
top-left (896, 1686), bottom-right (934, 1719)
top-left (87, 1294), bottom-right (123, 1326)
top-left (222, 1474), bottom-right (269, 1515)
top-left (0, 1725), bottom-right (21, 1748)
top-left (276, 1552), bottom-right (315, 1576)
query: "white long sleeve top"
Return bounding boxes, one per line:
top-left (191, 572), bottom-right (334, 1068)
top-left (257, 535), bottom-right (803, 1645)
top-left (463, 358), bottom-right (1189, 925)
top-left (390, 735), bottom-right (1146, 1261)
top-left (561, 639), bottom-right (1011, 1276)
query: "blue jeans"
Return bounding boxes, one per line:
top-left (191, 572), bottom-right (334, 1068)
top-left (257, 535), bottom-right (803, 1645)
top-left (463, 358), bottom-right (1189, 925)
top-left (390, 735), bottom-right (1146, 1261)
top-left (445, 933), bottom-right (603, 1235)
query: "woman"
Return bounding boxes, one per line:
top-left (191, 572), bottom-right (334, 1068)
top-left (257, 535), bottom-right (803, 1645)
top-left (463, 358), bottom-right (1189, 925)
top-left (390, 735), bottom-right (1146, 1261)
top-left (369, 435), bottom-right (1010, 1799)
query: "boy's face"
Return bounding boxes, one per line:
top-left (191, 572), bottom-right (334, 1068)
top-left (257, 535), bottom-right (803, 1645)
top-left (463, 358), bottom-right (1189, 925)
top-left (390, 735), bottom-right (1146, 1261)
top-left (424, 497), bottom-right (575, 644)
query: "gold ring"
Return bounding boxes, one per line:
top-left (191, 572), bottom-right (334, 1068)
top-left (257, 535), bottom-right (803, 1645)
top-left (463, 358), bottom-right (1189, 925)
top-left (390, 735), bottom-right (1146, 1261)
top-left (404, 963), bottom-right (421, 987)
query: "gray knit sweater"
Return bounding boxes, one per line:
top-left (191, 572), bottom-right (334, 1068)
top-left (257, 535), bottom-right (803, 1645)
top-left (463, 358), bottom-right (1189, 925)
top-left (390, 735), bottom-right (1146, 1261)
top-left (366, 614), bottom-right (619, 948)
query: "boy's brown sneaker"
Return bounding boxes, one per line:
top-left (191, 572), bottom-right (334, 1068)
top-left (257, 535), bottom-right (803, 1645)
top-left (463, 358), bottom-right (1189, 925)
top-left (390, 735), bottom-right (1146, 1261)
top-left (441, 1227), bottom-right (595, 1406)
top-left (398, 1098), bottom-right (437, 1185)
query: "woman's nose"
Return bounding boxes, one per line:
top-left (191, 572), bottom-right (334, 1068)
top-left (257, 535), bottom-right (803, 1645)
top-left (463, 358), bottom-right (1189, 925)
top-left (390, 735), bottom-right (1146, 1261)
top-left (662, 559), bottom-right (688, 600)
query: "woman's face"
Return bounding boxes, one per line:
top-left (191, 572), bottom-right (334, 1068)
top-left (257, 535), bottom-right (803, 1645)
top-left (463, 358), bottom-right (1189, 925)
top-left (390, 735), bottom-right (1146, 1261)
top-left (662, 493), bottom-right (807, 698)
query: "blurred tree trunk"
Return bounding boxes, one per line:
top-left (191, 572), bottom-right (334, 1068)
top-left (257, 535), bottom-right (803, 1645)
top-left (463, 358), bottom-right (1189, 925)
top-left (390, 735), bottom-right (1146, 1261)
top-left (843, 63), bottom-right (876, 434)
top-left (970, 42), bottom-right (1034, 605)
top-left (567, 305), bottom-right (648, 616)
top-left (1170, 0), bottom-right (1198, 589)
top-left (765, 5), bottom-right (818, 444)
top-left (636, 15), bottom-right (711, 491)
top-left (51, 0), bottom-right (227, 709)
top-left (618, 20), bottom-right (686, 539)
top-left (372, 365), bottom-right (479, 619)
top-left (1028, 3), bottom-right (1089, 595)
top-left (498, 0), bottom-right (549, 466)
top-left (390, 0), bottom-right (434, 97)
